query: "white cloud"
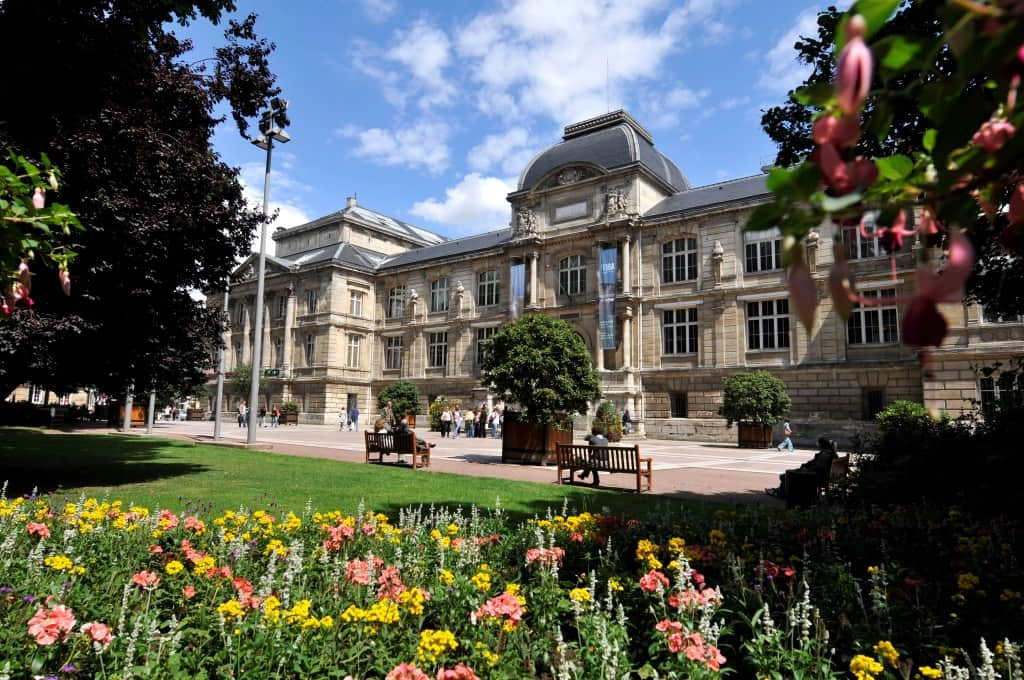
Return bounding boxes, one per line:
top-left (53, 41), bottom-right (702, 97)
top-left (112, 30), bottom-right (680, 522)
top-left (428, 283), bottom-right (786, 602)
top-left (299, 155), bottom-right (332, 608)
top-left (757, 7), bottom-right (820, 95)
top-left (641, 85), bottom-right (710, 129)
top-left (410, 173), bottom-right (514, 234)
top-left (467, 127), bottom-right (539, 176)
top-left (236, 163), bottom-right (313, 256)
top-left (353, 20), bottom-right (455, 110)
top-left (453, 0), bottom-right (730, 126)
top-left (357, 0), bottom-right (397, 23)
top-left (337, 120), bottom-right (451, 174)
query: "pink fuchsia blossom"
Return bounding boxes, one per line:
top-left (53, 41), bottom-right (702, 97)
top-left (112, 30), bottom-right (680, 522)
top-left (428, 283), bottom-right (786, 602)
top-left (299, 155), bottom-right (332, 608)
top-left (902, 231), bottom-right (975, 348)
top-left (836, 14), bottom-right (873, 115)
top-left (27, 522), bottom-right (51, 539)
top-left (972, 119), bottom-right (1015, 153)
top-left (813, 143), bottom-right (878, 195)
top-left (80, 621), bottom-right (113, 649)
top-left (386, 662), bottom-right (431, 680)
top-left (58, 268), bottom-right (71, 295)
top-left (813, 114), bottom-right (860, 149)
top-left (436, 664), bottom-right (480, 680)
top-left (27, 604), bottom-right (76, 645)
top-left (32, 187), bottom-right (45, 209)
top-left (787, 251), bottom-right (817, 331)
top-left (131, 570), bottom-right (160, 590)
top-left (866, 209), bottom-right (916, 254)
top-left (639, 569), bottom-right (671, 593)
top-left (18, 260), bottom-right (30, 293)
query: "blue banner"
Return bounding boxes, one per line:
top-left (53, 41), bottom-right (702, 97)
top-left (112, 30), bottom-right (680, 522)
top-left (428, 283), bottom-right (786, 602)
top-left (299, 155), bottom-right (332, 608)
top-left (510, 262), bottom-right (525, 320)
top-left (599, 246), bottom-right (617, 350)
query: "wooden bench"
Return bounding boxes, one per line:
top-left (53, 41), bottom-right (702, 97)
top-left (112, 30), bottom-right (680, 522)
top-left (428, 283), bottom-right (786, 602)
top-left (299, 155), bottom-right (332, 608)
top-left (556, 443), bottom-right (653, 493)
top-left (785, 454), bottom-right (850, 508)
top-left (364, 431), bottom-right (432, 469)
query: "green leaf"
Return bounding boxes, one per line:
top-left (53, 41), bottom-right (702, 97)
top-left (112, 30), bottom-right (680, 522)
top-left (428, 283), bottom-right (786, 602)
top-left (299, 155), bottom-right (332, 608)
top-left (922, 129), bottom-right (937, 152)
top-left (877, 35), bottom-right (927, 71)
top-left (875, 154), bottom-right (913, 180)
top-left (793, 82), bottom-right (835, 107)
top-left (818, 191), bottom-right (863, 212)
top-left (744, 202), bottom-right (787, 233)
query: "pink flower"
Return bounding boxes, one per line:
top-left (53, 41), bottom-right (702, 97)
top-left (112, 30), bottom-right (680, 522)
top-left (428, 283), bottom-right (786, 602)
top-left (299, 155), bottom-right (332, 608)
top-left (813, 144), bottom-right (878, 195)
top-left (158, 509), bottom-right (179, 530)
top-left (474, 591), bottom-right (525, 627)
top-left (149, 544), bottom-right (163, 554)
top-left (386, 662), bottom-right (430, 680)
top-left (18, 260), bottom-right (30, 293)
top-left (377, 565), bottom-right (406, 602)
top-left (525, 546), bottom-right (565, 566)
top-left (787, 253), bottom-right (817, 331)
top-left (903, 231), bottom-right (975, 347)
top-left (345, 557), bottom-right (383, 586)
top-left (183, 585), bottom-right (196, 600)
top-left (184, 515), bottom-right (205, 532)
top-left (59, 269), bottom-right (71, 295)
top-left (639, 569), bottom-right (670, 593)
top-left (32, 187), bottom-right (45, 209)
top-left (436, 664), bottom-right (480, 680)
top-left (27, 604), bottom-right (76, 645)
top-left (27, 522), bottom-right (50, 539)
top-left (973, 119), bottom-right (1015, 153)
top-left (812, 114), bottom-right (860, 149)
top-left (131, 570), bottom-right (160, 590)
top-left (835, 15), bottom-right (873, 115)
top-left (80, 621), bottom-right (113, 649)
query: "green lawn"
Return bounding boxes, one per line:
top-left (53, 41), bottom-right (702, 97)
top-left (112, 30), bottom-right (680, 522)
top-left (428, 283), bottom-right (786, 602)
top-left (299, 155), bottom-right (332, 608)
top-left (0, 427), bottom-right (698, 519)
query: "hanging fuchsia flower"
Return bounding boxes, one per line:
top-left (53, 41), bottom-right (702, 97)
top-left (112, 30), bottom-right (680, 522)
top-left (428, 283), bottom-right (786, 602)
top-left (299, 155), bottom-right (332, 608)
top-left (836, 15), bottom-right (873, 115)
top-left (787, 251), bottom-right (817, 331)
top-left (813, 114), bottom-right (860, 149)
top-left (32, 187), bottom-right (45, 209)
top-left (829, 243), bottom-right (857, 321)
top-left (973, 119), bottom-right (1016, 153)
top-left (18, 260), bottom-right (31, 294)
top-left (867, 209), bottom-right (916, 254)
top-left (813, 144), bottom-right (879, 195)
top-left (903, 231), bottom-right (975, 347)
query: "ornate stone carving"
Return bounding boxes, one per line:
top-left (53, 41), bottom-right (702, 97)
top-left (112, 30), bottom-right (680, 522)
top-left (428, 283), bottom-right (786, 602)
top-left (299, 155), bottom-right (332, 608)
top-left (408, 287), bottom-right (419, 301)
top-left (513, 207), bottom-right (538, 238)
top-left (604, 187), bottom-right (627, 219)
top-left (805, 229), bottom-right (821, 272)
top-left (711, 240), bottom-right (725, 284)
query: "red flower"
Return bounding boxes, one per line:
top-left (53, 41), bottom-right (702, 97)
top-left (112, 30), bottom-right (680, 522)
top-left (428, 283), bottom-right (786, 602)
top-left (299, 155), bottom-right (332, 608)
top-left (836, 15), bottom-right (873, 115)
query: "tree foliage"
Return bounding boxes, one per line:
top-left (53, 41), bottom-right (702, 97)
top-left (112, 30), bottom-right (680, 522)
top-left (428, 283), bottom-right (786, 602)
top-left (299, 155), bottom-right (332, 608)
top-left (592, 400), bottom-right (623, 442)
top-left (226, 362), bottom-right (268, 405)
top-left (719, 371), bottom-right (791, 427)
top-left (481, 314), bottom-right (600, 425)
top-left (0, 1), bottom-right (281, 399)
top-left (377, 380), bottom-right (421, 419)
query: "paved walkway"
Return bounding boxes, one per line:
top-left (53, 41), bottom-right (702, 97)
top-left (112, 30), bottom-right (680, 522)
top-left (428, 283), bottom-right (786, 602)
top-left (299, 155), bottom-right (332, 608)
top-left (117, 420), bottom-right (812, 507)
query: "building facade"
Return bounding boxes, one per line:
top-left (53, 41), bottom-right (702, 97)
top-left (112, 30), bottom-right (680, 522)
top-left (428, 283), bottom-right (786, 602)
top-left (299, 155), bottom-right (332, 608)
top-left (212, 111), bottom-right (1024, 442)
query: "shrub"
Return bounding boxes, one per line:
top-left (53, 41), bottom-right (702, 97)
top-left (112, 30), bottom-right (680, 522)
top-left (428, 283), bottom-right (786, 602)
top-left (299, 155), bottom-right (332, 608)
top-left (875, 400), bottom-right (932, 434)
top-left (281, 401), bottom-right (299, 414)
top-left (378, 380), bottom-right (420, 419)
top-left (428, 396), bottom-right (450, 431)
top-left (592, 401), bottom-right (623, 442)
top-left (719, 371), bottom-right (791, 427)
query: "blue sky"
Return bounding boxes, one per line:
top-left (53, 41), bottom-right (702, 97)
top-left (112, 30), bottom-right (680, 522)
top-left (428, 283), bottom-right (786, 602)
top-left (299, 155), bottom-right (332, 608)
top-left (179, 0), bottom-right (838, 251)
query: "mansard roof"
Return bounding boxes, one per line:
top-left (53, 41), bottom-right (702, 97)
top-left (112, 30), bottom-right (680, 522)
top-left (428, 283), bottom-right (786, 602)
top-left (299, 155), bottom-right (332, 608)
top-left (377, 228), bottom-right (513, 271)
top-left (273, 201), bottom-right (447, 248)
top-left (644, 174), bottom-right (770, 219)
top-left (517, 110), bottom-right (690, 194)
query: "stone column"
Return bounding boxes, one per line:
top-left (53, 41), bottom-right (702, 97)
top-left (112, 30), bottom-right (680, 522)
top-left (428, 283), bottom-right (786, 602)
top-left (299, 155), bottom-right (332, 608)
top-left (529, 252), bottom-right (539, 307)
top-left (261, 294), bottom-right (272, 368)
top-left (622, 236), bottom-right (631, 295)
top-left (241, 297), bottom-right (252, 364)
top-left (283, 288), bottom-right (296, 376)
top-left (623, 305), bottom-right (633, 369)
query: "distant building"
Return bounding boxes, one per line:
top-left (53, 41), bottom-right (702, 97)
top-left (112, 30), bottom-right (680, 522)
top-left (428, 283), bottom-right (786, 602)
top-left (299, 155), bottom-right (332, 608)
top-left (212, 110), bottom-right (1024, 441)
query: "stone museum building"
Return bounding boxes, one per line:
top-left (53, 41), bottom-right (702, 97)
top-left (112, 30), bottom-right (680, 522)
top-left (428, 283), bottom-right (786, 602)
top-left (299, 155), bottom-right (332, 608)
top-left (213, 110), bottom-right (1024, 441)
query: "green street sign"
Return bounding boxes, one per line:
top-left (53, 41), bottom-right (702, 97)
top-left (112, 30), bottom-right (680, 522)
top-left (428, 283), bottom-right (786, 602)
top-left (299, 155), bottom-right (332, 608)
top-left (262, 369), bottom-right (280, 377)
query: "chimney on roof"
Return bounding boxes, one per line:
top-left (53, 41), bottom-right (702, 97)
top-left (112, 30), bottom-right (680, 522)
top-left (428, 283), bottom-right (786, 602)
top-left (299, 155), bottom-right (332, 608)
top-left (346, 196), bottom-right (357, 209)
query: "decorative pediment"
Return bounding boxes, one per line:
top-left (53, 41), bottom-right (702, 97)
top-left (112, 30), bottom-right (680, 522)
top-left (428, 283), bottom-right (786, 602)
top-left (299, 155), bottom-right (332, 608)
top-left (540, 165), bottom-right (598, 189)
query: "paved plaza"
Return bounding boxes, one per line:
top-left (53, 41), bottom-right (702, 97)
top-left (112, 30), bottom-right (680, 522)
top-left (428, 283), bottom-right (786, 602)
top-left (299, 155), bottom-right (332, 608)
top-left (131, 420), bottom-right (813, 506)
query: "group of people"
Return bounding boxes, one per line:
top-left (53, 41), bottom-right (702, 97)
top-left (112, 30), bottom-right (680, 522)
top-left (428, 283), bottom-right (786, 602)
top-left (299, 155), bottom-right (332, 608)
top-left (337, 405), bottom-right (360, 432)
top-left (373, 400), bottom-right (429, 454)
top-left (437, 403), bottom-right (503, 439)
top-left (236, 401), bottom-right (283, 428)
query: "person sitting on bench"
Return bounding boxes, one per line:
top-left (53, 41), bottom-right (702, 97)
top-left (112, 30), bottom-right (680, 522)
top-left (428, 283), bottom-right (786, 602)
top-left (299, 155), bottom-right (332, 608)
top-left (393, 417), bottom-right (430, 454)
top-left (577, 424), bottom-right (609, 486)
top-left (766, 438), bottom-right (838, 499)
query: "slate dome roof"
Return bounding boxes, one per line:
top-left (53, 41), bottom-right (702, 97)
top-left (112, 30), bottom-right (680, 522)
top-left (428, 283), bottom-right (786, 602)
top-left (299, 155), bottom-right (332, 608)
top-left (517, 110), bottom-right (690, 193)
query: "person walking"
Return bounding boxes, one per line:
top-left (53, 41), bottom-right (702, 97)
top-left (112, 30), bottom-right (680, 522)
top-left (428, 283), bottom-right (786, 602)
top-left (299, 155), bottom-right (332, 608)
top-left (777, 420), bottom-right (795, 452)
top-left (270, 404), bottom-right (280, 427)
top-left (440, 406), bottom-right (452, 438)
top-left (622, 408), bottom-right (633, 435)
top-left (488, 407), bottom-right (500, 438)
top-left (453, 406), bottom-right (462, 438)
top-left (237, 401), bottom-right (247, 428)
top-left (477, 405), bottom-right (488, 438)
top-left (465, 408), bottom-right (476, 438)
top-left (258, 405), bottom-right (267, 428)
top-left (349, 405), bottom-right (359, 432)
top-left (338, 408), bottom-right (348, 431)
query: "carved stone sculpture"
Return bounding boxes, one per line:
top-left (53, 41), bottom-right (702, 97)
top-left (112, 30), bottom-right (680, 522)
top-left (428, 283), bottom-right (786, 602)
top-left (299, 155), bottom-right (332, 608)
top-left (605, 187), bottom-right (626, 218)
top-left (515, 207), bottom-right (537, 237)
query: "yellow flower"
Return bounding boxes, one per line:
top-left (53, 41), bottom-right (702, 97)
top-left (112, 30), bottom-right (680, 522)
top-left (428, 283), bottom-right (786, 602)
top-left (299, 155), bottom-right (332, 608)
top-left (263, 539), bottom-right (288, 557)
top-left (873, 641), bottom-right (899, 668)
top-left (217, 599), bottom-right (246, 621)
top-left (192, 556), bottom-right (216, 576)
top-left (340, 605), bottom-right (366, 623)
top-left (44, 555), bottom-right (74, 572)
top-left (318, 615), bottom-right (333, 629)
top-left (958, 572), bottom-right (979, 592)
top-left (417, 629), bottom-right (458, 663)
top-left (365, 599), bottom-right (400, 624)
top-left (446, 523), bottom-right (459, 535)
top-left (917, 667), bottom-right (942, 679)
top-left (471, 565), bottom-right (491, 592)
top-left (399, 587), bottom-right (429, 615)
top-left (668, 537), bottom-right (686, 555)
top-left (708, 528), bottom-right (727, 547)
top-left (850, 654), bottom-right (884, 680)
top-left (636, 539), bottom-right (659, 563)
top-left (867, 565), bottom-right (879, 576)
top-left (282, 512), bottom-right (302, 532)
top-left (608, 577), bottom-right (623, 592)
top-left (568, 588), bottom-right (591, 602)
top-left (439, 569), bottom-right (455, 586)
top-left (165, 560), bottom-right (184, 575)
top-left (264, 595), bottom-right (282, 624)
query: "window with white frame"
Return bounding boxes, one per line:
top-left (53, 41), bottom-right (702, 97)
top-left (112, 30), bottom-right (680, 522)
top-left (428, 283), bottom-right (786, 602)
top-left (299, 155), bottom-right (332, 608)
top-left (847, 289), bottom-right (899, 345)
top-left (980, 373), bottom-right (1023, 416)
top-left (346, 334), bottom-right (361, 368)
top-left (29, 384), bottom-right (44, 404)
top-left (476, 326), bottom-right (497, 366)
top-left (662, 238), bottom-right (698, 283)
top-left (427, 332), bottom-right (448, 368)
top-left (982, 307), bottom-right (1024, 324)
top-left (746, 299), bottom-right (791, 350)
top-left (349, 290), bottom-right (364, 317)
top-left (275, 295), bottom-right (286, 319)
top-left (558, 255), bottom-right (586, 295)
top-left (273, 337), bottom-right (283, 367)
top-left (305, 289), bottom-right (319, 315)
top-left (477, 270), bottom-right (499, 307)
top-left (430, 278), bottom-right (449, 313)
top-left (387, 286), bottom-right (405, 318)
top-left (384, 336), bottom-right (403, 370)
top-left (304, 333), bottom-right (315, 366)
top-left (662, 308), bottom-right (699, 355)
top-left (744, 230), bottom-right (782, 273)
top-left (842, 223), bottom-right (881, 259)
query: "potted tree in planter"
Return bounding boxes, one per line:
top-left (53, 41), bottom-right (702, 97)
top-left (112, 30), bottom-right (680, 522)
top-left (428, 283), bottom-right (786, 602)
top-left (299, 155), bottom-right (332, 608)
top-left (377, 380), bottom-right (420, 428)
top-left (280, 401), bottom-right (300, 425)
top-left (592, 400), bottom-right (624, 442)
top-left (719, 371), bottom-right (791, 448)
top-left (482, 314), bottom-right (601, 464)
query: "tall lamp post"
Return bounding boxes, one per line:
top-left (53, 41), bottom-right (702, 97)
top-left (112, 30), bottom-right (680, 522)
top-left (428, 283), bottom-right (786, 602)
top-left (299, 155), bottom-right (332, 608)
top-left (247, 98), bottom-right (290, 444)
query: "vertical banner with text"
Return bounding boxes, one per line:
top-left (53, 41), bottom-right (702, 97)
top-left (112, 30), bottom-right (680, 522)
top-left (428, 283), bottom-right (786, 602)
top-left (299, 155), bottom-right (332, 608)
top-left (509, 261), bottom-right (526, 321)
top-left (599, 246), bottom-right (617, 350)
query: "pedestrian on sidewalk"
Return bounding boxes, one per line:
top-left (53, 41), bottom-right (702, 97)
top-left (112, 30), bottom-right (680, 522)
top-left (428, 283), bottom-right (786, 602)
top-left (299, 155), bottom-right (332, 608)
top-left (338, 408), bottom-right (348, 431)
top-left (777, 420), bottom-right (795, 452)
top-left (349, 405), bottom-right (359, 432)
top-left (453, 406), bottom-right (462, 438)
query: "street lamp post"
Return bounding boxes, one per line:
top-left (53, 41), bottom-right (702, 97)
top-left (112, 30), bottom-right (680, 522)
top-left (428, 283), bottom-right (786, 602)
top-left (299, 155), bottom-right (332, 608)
top-left (247, 99), bottom-right (290, 445)
top-left (213, 288), bottom-right (229, 440)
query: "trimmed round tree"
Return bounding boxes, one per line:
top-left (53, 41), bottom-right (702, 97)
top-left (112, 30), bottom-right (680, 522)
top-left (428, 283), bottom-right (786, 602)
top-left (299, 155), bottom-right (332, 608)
top-left (720, 371), bottom-right (791, 447)
top-left (482, 314), bottom-right (600, 425)
top-left (377, 380), bottom-right (420, 420)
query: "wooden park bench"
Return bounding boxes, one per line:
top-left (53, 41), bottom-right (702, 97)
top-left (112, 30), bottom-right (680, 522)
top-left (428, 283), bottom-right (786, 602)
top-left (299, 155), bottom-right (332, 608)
top-left (556, 443), bottom-right (653, 493)
top-left (784, 454), bottom-right (850, 508)
top-left (364, 431), bottom-right (432, 470)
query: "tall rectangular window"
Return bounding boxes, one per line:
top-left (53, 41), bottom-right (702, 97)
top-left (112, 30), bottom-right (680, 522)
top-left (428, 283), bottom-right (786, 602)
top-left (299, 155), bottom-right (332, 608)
top-left (29, 384), bottom-right (44, 405)
top-left (662, 238), bottom-right (698, 283)
top-left (304, 333), bottom-right (315, 366)
top-left (476, 326), bottom-right (497, 366)
top-left (980, 374), bottom-right (1023, 417)
top-left (559, 255), bottom-right (586, 295)
top-left (305, 289), bottom-right (319, 315)
top-left (670, 393), bottom-right (688, 418)
top-left (349, 290), bottom-right (364, 317)
top-left (863, 389), bottom-right (885, 420)
top-left (662, 308), bottom-right (698, 355)
top-left (746, 299), bottom-right (790, 350)
top-left (273, 337), bottom-right (283, 367)
top-left (235, 303), bottom-right (246, 326)
top-left (384, 336), bottom-right (403, 370)
top-left (477, 270), bottom-right (499, 307)
top-left (234, 342), bottom-right (243, 365)
top-left (848, 289), bottom-right (899, 345)
top-left (346, 334), bottom-right (361, 368)
top-left (387, 286), bottom-right (405, 319)
top-left (842, 224), bottom-right (881, 259)
top-left (275, 295), bottom-right (286, 319)
top-left (744, 235), bottom-right (782, 273)
top-left (430, 278), bottom-right (449, 313)
top-left (428, 332), bottom-right (448, 368)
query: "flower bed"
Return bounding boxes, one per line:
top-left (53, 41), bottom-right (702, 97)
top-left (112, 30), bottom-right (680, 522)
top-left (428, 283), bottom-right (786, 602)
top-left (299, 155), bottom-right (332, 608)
top-left (0, 493), bottom-right (1021, 679)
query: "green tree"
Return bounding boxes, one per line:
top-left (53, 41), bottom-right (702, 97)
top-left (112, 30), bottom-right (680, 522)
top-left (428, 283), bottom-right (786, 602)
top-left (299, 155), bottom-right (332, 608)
top-left (592, 400), bottom-right (623, 442)
top-left (481, 314), bottom-right (600, 425)
top-left (719, 371), bottom-right (791, 428)
top-left (227, 362), bottom-right (268, 407)
top-left (377, 380), bottom-right (420, 420)
top-left (0, 1), bottom-right (280, 399)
